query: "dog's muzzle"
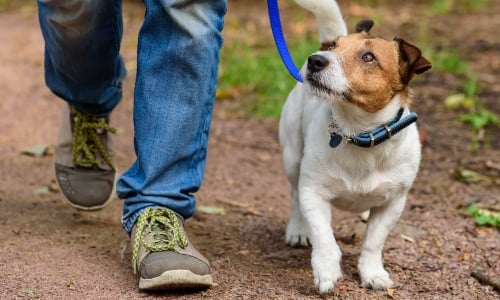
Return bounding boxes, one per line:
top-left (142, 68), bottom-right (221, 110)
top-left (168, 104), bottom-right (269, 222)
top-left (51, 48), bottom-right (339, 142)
top-left (307, 54), bottom-right (329, 73)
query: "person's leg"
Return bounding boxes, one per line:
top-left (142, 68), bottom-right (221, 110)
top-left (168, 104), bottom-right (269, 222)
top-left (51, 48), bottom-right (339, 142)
top-left (117, 0), bottom-right (226, 233)
top-left (38, 0), bottom-right (125, 115)
top-left (38, 0), bottom-right (126, 210)
top-left (116, 0), bottom-right (226, 290)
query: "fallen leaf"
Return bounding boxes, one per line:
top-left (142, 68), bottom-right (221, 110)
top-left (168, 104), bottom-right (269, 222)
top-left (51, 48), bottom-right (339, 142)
top-left (453, 168), bottom-right (491, 184)
top-left (33, 186), bottom-right (50, 195)
top-left (392, 223), bottom-right (427, 240)
top-left (19, 288), bottom-right (35, 298)
top-left (444, 93), bottom-right (473, 110)
top-left (387, 288), bottom-right (395, 298)
top-left (198, 205), bottom-right (226, 216)
top-left (21, 144), bottom-right (52, 157)
top-left (485, 160), bottom-right (500, 171)
top-left (475, 227), bottom-right (494, 236)
top-left (401, 234), bottom-right (415, 243)
top-left (243, 207), bottom-right (262, 216)
top-left (48, 181), bottom-right (60, 192)
top-left (462, 250), bottom-right (471, 261)
top-left (237, 249), bottom-right (250, 256)
top-left (216, 197), bottom-right (248, 208)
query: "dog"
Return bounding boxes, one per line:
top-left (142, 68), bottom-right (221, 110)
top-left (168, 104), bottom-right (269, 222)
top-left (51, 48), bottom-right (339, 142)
top-left (279, 0), bottom-right (431, 294)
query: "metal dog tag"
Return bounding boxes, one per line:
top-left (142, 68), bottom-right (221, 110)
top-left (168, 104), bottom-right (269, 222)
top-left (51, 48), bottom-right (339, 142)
top-left (329, 133), bottom-right (342, 148)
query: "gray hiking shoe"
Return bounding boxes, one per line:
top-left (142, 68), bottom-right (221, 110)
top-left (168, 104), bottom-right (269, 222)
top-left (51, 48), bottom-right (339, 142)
top-left (54, 105), bottom-right (116, 211)
top-left (131, 207), bottom-right (213, 291)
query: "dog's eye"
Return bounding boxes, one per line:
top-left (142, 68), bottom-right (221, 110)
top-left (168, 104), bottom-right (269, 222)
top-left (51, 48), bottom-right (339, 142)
top-left (361, 52), bottom-right (376, 63)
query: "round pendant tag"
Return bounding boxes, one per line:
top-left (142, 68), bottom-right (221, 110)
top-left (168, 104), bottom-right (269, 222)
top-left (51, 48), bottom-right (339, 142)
top-left (329, 134), bottom-right (342, 148)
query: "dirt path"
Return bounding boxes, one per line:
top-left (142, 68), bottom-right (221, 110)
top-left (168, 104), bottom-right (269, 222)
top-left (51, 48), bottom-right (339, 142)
top-left (1, 1), bottom-right (499, 299)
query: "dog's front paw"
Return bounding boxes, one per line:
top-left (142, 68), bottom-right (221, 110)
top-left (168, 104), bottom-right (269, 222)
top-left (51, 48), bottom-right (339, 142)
top-left (312, 249), bottom-right (343, 294)
top-left (360, 268), bottom-right (393, 290)
top-left (313, 263), bottom-right (343, 294)
top-left (285, 218), bottom-right (311, 247)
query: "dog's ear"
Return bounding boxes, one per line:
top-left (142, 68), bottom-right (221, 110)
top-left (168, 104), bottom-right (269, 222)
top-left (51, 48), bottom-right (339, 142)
top-left (394, 37), bottom-right (432, 84)
top-left (355, 20), bottom-right (374, 33)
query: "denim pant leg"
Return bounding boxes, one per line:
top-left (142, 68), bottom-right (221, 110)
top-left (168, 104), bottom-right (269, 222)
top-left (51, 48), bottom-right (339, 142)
top-left (37, 0), bottom-right (126, 116)
top-left (116, 0), bottom-right (227, 233)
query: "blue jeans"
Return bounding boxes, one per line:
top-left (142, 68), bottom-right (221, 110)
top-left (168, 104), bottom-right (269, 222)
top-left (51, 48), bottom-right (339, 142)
top-left (38, 0), bottom-right (227, 233)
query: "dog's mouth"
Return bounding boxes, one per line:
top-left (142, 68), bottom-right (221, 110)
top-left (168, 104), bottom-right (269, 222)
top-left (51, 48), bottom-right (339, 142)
top-left (307, 74), bottom-right (332, 93)
top-left (306, 73), bottom-right (350, 100)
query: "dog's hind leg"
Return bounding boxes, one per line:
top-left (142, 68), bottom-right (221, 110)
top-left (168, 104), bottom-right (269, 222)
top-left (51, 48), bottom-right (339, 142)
top-left (280, 87), bottom-right (310, 246)
top-left (285, 187), bottom-right (311, 246)
top-left (358, 194), bottom-right (407, 290)
top-left (282, 140), bottom-right (310, 246)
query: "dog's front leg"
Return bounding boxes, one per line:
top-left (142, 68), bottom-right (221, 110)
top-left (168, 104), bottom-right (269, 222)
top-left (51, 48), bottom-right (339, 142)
top-left (358, 195), bottom-right (407, 290)
top-left (300, 187), bottom-right (342, 294)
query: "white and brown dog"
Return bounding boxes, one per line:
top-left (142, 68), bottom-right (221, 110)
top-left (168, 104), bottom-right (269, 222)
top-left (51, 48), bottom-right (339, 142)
top-left (279, 0), bottom-right (431, 294)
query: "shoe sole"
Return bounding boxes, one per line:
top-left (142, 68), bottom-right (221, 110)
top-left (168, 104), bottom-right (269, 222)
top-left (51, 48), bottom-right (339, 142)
top-left (139, 270), bottom-right (213, 291)
top-left (54, 158), bottom-right (118, 211)
top-left (64, 179), bottom-right (116, 211)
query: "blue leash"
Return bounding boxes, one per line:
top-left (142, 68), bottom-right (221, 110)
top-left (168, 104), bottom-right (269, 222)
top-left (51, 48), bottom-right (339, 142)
top-left (267, 0), bottom-right (303, 82)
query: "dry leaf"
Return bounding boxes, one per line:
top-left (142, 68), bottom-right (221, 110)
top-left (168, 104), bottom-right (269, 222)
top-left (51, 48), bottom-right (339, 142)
top-left (337, 284), bottom-right (349, 291)
top-left (453, 168), bottom-right (491, 183)
top-left (387, 288), bottom-right (395, 298)
top-left (33, 186), bottom-right (50, 195)
top-left (401, 234), bottom-right (415, 243)
top-left (198, 205), bottom-right (226, 216)
top-left (21, 144), bottom-right (52, 157)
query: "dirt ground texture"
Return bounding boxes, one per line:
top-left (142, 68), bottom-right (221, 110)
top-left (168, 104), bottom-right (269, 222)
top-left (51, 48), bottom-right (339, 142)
top-left (1, 0), bottom-right (499, 299)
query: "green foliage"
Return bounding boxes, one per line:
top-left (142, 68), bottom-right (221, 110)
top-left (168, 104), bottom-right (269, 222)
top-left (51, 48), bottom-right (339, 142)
top-left (459, 109), bottom-right (500, 131)
top-left (466, 204), bottom-right (500, 227)
top-left (454, 168), bottom-right (492, 184)
top-left (432, 0), bottom-right (452, 14)
top-left (424, 48), bottom-right (469, 76)
top-left (431, 0), bottom-right (490, 13)
top-left (425, 47), bottom-right (499, 151)
top-left (219, 36), bottom-right (317, 118)
top-left (447, 76), bottom-right (500, 151)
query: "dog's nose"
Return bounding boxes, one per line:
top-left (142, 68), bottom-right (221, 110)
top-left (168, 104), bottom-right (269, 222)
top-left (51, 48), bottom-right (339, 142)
top-left (307, 54), bottom-right (329, 72)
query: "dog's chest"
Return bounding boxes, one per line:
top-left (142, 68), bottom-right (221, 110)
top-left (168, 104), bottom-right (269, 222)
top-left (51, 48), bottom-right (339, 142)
top-left (327, 173), bottom-right (401, 212)
top-left (314, 145), bottom-right (413, 213)
top-left (329, 171), bottom-right (392, 212)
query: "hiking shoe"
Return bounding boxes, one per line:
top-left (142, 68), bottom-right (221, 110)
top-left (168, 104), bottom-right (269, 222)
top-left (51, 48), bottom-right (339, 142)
top-left (54, 105), bottom-right (116, 211)
top-left (131, 207), bottom-right (213, 291)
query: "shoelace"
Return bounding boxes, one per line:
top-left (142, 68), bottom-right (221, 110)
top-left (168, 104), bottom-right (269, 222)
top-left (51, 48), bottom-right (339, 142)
top-left (132, 208), bottom-right (188, 274)
top-left (72, 109), bottom-right (116, 170)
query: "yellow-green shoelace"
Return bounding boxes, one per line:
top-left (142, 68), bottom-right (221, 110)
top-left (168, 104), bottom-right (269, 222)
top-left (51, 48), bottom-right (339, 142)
top-left (72, 109), bottom-right (116, 170)
top-left (132, 208), bottom-right (189, 274)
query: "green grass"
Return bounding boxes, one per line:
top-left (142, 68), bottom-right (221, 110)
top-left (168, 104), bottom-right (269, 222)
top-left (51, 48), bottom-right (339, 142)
top-left (218, 35), bottom-right (317, 118)
top-left (423, 47), bottom-right (470, 75)
top-left (432, 0), bottom-right (490, 13)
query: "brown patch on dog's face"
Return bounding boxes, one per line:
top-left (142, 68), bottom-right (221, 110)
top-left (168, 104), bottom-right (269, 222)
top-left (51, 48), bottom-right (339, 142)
top-left (309, 28), bottom-right (431, 113)
top-left (332, 32), bottom-right (406, 113)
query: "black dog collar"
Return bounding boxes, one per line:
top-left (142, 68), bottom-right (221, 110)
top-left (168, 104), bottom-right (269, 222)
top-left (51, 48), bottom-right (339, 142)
top-left (328, 108), bottom-right (418, 148)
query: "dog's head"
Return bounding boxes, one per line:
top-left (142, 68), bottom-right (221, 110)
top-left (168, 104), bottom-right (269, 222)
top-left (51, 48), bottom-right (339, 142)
top-left (306, 20), bottom-right (431, 113)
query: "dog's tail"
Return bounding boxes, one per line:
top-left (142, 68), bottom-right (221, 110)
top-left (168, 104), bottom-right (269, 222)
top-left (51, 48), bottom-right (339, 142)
top-left (295, 0), bottom-right (347, 43)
